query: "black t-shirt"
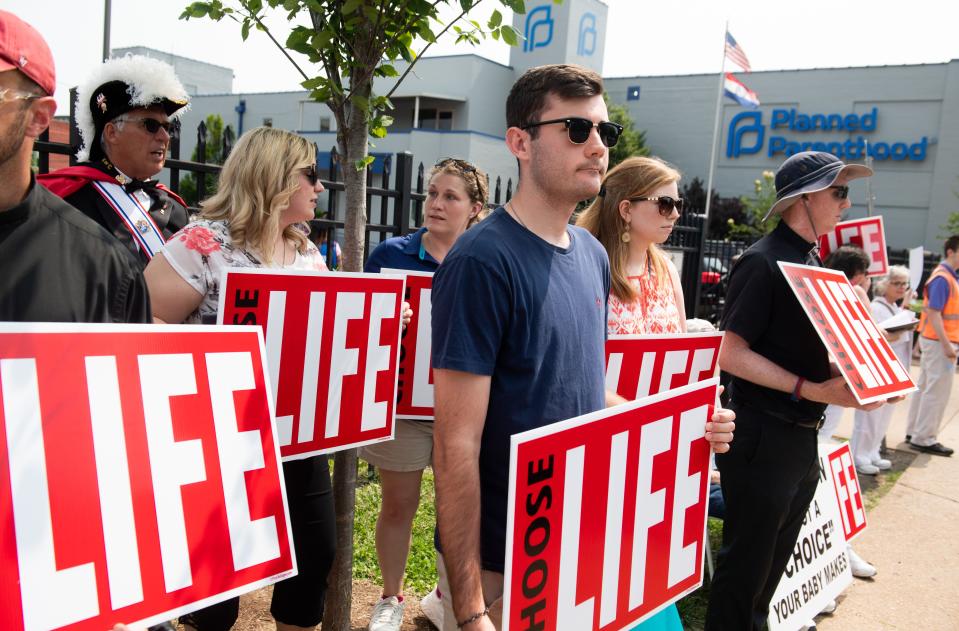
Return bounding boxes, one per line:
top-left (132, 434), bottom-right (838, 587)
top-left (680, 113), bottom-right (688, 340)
top-left (0, 179), bottom-right (151, 323)
top-left (720, 220), bottom-right (830, 421)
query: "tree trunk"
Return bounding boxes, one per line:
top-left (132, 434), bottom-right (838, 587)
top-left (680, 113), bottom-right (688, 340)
top-left (322, 101), bottom-right (370, 631)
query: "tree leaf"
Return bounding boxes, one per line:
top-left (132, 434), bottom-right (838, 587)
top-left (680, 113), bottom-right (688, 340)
top-left (501, 24), bottom-right (519, 46)
top-left (241, 19), bottom-right (251, 40)
top-left (342, 0), bottom-right (362, 15)
top-left (355, 155), bottom-right (375, 171)
top-left (488, 9), bottom-right (502, 28)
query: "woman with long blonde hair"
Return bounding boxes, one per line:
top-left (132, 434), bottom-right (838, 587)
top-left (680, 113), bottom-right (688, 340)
top-left (577, 155), bottom-right (686, 335)
top-left (145, 126), bottom-right (333, 631)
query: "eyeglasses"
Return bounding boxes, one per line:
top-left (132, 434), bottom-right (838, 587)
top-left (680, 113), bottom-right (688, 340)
top-left (301, 164), bottom-right (319, 185)
top-left (889, 280), bottom-right (910, 287)
top-left (628, 195), bottom-right (685, 216)
top-left (115, 116), bottom-right (180, 138)
top-left (522, 117), bottom-right (624, 148)
top-left (830, 185), bottom-right (850, 200)
top-left (0, 87), bottom-right (40, 105)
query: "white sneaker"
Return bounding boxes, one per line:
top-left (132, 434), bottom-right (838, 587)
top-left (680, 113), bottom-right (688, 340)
top-left (420, 587), bottom-right (445, 629)
top-left (819, 599), bottom-right (837, 614)
top-left (872, 457), bottom-right (892, 470)
top-left (847, 547), bottom-right (877, 578)
top-left (369, 595), bottom-right (405, 631)
top-left (856, 462), bottom-right (880, 475)
top-left (799, 621), bottom-right (817, 631)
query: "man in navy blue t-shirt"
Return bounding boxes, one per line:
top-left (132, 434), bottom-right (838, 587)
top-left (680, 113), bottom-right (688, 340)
top-left (431, 64), bottom-right (735, 631)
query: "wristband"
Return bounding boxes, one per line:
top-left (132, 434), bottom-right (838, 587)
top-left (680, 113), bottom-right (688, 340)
top-left (457, 607), bottom-right (490, 629)
top-left (790, 377), bottom-right (805, 402)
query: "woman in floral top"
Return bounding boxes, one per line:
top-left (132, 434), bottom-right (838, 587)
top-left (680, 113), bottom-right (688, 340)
top-left (577, 156), bottom-right (686, 336)
top-left (144, 127), bottom-right (332, 631)
top-left (576, 155), bottom-right (687, 631)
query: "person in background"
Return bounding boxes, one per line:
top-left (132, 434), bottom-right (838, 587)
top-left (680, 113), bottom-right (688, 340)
top-left (144, 126), bottom-right (334, 631)
top-left (0, 10), bottom-right (149, 324)
top-left (309, 217), bottom-right (342, 270)
top-left (853, 265), bottom-right (915, 472)
top-left (906, 235), bottom-right (959, 457)
top-left (361, 157), bottom-right (489, 631)
top-left (39, 54), bottom-right (191, 266)
top-left (576, 154), bottom-right (689, 630)
top-left (818, 245), bottom-right (872, 444)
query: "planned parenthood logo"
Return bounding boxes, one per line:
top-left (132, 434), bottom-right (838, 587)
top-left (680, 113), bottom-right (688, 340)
top-left (577, 12), bottom-right (597, 56)
top-left (523, 4), bottom-right (554, 52)
top-left (727, 108), bottom-right (930, 162)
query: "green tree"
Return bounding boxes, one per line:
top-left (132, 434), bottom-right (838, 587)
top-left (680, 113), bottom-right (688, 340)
top-left (728, 169), bottom-right (778, 240)
top-left (179, 114), bottom-right (227, 206)
top-left (180, 2), bottom-right (525, 626)
top-left (605, 94), bottom-right (648, 169)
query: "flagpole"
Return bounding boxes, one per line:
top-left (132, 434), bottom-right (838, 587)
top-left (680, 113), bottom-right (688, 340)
top-left (702, 21), bottom-right (728, 226)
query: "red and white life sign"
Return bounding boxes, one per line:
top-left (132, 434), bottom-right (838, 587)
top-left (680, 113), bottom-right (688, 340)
top-left (817, 216), bottom-right (888, 277)
top-left (217, 269), bottom-right (405, 460)
top-left (779, 262), bottom-right (916, 404)
top-left (383, 269), bottom-right (434, 419)
top-left (826, 443), bottom-right (867, 542)
top-left (0, 324), bottom-right (295, 631)
top-left (605, 332), bottom-right (723, 400)
top-left (502, 379), bottom-right (718, 631)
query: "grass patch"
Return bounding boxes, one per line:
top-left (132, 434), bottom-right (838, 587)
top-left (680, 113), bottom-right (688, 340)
top-left (863, 467), bottom-right (905, 512)
top-left (352, 460), bottom-right (438, 598)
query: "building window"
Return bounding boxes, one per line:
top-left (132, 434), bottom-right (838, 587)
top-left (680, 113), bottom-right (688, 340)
top-left (627, 86), bottom-right (640, 101)
top-left (263, 117), bottom-right (273, 127)
top-left (418, 108), bottom-right (454, 130)
top-left (320, 116), bottom-right (331, 132)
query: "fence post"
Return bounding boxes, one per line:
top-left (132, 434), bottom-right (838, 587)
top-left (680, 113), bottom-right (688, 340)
top-left (685, 213), bottom-right (706, 318)
top-left (394, 151), bottom-right (414, 236)
top-left (222, 125), bottom-right (235, 161)
top-left (195, 120), bottom-right (208, 202)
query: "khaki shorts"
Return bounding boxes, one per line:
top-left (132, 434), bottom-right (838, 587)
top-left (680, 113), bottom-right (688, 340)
top-left (359, 418), bottom-right (433, 472)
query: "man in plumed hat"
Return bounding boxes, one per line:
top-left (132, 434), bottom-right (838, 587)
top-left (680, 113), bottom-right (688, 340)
top-left (39, 54), bottom-right (191, 266)
top-left (706, 151), bottom-right (890, 630)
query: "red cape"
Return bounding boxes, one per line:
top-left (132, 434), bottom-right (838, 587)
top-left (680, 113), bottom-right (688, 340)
top-left (38, 166), bottom-right (188, 208)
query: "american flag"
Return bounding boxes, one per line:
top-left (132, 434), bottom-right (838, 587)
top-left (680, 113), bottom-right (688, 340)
top-left (725, 31), bottom-right (752, 72)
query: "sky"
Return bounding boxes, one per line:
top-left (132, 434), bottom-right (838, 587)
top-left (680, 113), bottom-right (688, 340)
top-left (6, 0), bottom-right (959, 111)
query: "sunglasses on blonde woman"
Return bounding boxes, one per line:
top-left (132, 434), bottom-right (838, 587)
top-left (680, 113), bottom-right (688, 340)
top-left (301, 164), bottom-right (318, 185)
top-left (628, 195), bottom-right (684, 217)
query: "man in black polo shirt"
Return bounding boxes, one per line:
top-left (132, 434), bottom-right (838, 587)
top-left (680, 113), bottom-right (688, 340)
top-left (705, 151), bottom-right (884, 630)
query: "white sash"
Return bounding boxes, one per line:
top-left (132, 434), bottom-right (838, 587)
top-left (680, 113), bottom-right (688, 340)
top-left (92, 181), bottom-right (166, 259)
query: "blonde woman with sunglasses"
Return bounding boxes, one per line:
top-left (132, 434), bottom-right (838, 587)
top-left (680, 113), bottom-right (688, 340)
top-left (577, 155), bottom-right (687, 337)
top-left (145, 126), bottom-right (334, 631)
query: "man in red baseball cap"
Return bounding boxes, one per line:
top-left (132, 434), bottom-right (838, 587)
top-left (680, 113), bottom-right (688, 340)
top-left (0, 10), bottom-right (150, 323)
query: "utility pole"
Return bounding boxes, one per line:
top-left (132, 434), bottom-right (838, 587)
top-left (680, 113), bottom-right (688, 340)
top-left (102, 0), bottom-right (112, 61)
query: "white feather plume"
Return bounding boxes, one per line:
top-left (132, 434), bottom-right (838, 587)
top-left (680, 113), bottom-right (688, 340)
top-left (74, 54), bottom-right (191, 162)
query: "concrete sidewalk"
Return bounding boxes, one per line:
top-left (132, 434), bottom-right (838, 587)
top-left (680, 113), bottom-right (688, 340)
top-left (816, 366), bottom-right (959, 631)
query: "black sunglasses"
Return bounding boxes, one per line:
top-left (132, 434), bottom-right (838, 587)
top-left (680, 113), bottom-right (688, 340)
top-left (119, 116), bottom-right (180, 138)
top-left (629, 195), bottom-right (684, 216)
top-left (830, 185), bottom-right (850, 200)
top-left (522, 117), bottom-right (624, 148)
top-left (301, 164), bottom-right (319, 185)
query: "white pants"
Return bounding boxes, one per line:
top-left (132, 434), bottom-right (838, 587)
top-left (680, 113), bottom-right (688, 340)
top-left (852, 404), bottom-right (895, 465)
top-left (906, 336), bottom-right (956, 446)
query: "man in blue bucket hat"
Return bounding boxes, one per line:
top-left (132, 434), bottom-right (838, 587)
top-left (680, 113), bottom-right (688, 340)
top-left (707, 151), bottom-right (882, 630)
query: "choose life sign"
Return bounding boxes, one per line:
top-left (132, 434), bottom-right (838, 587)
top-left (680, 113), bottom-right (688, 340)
top-left (0, 324), bottom-right (295, 631)
top-left (217, 269), bottom-right (405, 459)
top-left (816, 216), bottom-right (889, 278)
top-left (502, 379), bottom-right (718, 631)
top-left (779, 262), bottom-right (916, 404)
